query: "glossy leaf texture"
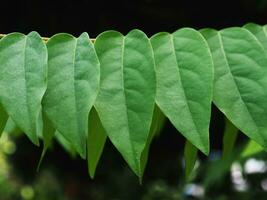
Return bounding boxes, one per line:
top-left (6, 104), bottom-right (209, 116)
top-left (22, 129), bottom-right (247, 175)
top-left (150, 28), bottom-right (213, 155)
top-left (87, 107), bottom-right (107, 179)
top-left (201, 27), bottom-right (267, 150)
top-left (94, 30), bottom-right (156, 177)
top-left (0, 32), bottom-right (47, 145)
top-left (42, 33), bottom-right (100, 159)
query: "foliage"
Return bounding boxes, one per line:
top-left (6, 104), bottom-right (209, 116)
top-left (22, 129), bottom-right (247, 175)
top-left (0, 23), bottom-right (267, 180)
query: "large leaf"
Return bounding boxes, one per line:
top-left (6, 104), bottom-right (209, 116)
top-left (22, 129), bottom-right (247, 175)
top-left (0, 104), bottom-right (8, 137)
top-left (150, 28), bottom-right (213, 155)
top-left (244, 23), bottom-right (267, 51)
top-left (201, 27), bottom-right (267, 149)
top-left (43, 33), bottom-right (100, 158)
top-left (87, 107), bottom-right (107, 179)
top-left (0, 32), bottom-right (47, 145)
top-left (94, 30), bottom-right (156, 176)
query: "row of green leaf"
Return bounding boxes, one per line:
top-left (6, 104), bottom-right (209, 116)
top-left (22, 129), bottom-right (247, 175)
top-left (0, 23), bottom-right (266, 180)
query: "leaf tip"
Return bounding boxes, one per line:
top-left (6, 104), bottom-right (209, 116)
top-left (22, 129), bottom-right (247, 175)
top-left (201, 146), bottom-right (210, 156)
top-left (138, 176), bottom-right (143, 185)
top-left (36, 149), bottom-right (46, 172)
top-left (88, 169), bottom-right (96, 179)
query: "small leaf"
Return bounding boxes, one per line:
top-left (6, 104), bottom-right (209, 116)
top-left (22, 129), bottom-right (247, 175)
top-left (184, 140), bottom-right (198, 181)
top-left (222, 117), bottom-right (238, 159)
top-left (41, 112), bottom-right (55, 152)
top-left (140, 104), bottom-right (165, 179)
top-left (43, 32), bottom-right (100, 158)
top-left (150, 28), bottom-right (213, 155)
top-left (0, 104), bottom-right (8, 137)
top-left (201, 27), bottom-right (267, 150)
top-left (37, 111), bottom-right (56, 170)
top-left (241, 139), bottom-right (264, 158)
top-left (87, 107), bottom-right (107, 179)
top-left (94, 30), bottom-right (156, 177)
top-left (0, 32), bottom-right (47, 145)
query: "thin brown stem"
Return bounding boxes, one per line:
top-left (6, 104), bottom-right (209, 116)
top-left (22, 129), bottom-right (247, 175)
top-left (0, 33), bottom-right (96, 43)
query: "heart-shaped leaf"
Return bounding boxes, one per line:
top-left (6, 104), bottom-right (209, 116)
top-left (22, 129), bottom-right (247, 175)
top-left (0, 32), bottom-right (47, 144)
top-left (150, 28), bottom-right (213, 155)
top-left (43, 32), bottom-right (100, 158)
top-left (201, 27), bottom-right (267, 149)
top-left (94, 30), bottom-right (156, 177)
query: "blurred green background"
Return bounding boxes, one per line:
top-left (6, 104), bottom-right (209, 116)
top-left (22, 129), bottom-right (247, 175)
top-left (1, 0), bottom-right (267, 199)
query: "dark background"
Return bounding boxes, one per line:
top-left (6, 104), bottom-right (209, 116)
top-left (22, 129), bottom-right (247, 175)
top-left (1, 1), bottom-right (267, 199)
top-left (1, 0), bottom-right (267, 37)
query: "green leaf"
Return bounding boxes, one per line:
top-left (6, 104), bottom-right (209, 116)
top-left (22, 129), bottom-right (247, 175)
top-left (150, 28), bottom-right (213, 155)
top-left (150, 105), bottom-right (166, 138)
top-left (0, 32), bottom-right (47, 145)
top-left (41, 112), bottom-right (55, 152)
top-left (243, 23), bottom-right (267, 51)
top-left (55, 131), bottom-right (77, 157)
top-left (94, 30), bottom-right (156, 177)
top-left (37, 112), bottom-right (56, 170)
top-left (0, 104), bottom-right (8, 137)
top-left (241, 139), bottom-right (264, 158)
top-left (43, 32), bottom-right (100, 159)
top-left (87, 107), bottom-right (107, 179)
top-left (140, 104), bottom-right (165, 179)
top-left (3, 118), bottom-right (21, 136)
top-left (184, 140), bottom-right (198, 181)
top-left (222, 117), bottom-right (238, 159)
top-left (201, 27), bottom-right (267, 150)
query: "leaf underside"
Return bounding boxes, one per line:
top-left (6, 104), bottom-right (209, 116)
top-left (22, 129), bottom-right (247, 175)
top-left (150, 28), bottom-right (213, 155)
top-left (42, 32), bottom-right (100, 159)
top-left (94, 30), bottom-right (156, 177)
top-left (0, 32), bottom-right (47, 145)
top-left (0, 25), bottom-right (267, 179)
top-left (201, 27), bottom-right (267, 150)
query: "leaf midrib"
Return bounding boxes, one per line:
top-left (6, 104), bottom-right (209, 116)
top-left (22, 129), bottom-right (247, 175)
top-left (121, 36), bottom-right (139, 173)
top-left (23, 35), bottom-right (35, 141)
top-left (217, 31), bottom-right (264, 144)
top-left (72, 37), bottom-right (84, 157)
top-left (169, 34), bottom-right (206, 150)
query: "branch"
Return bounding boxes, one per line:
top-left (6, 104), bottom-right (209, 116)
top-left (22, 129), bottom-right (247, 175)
top-left (0, 33), bottom-right (96, 42)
